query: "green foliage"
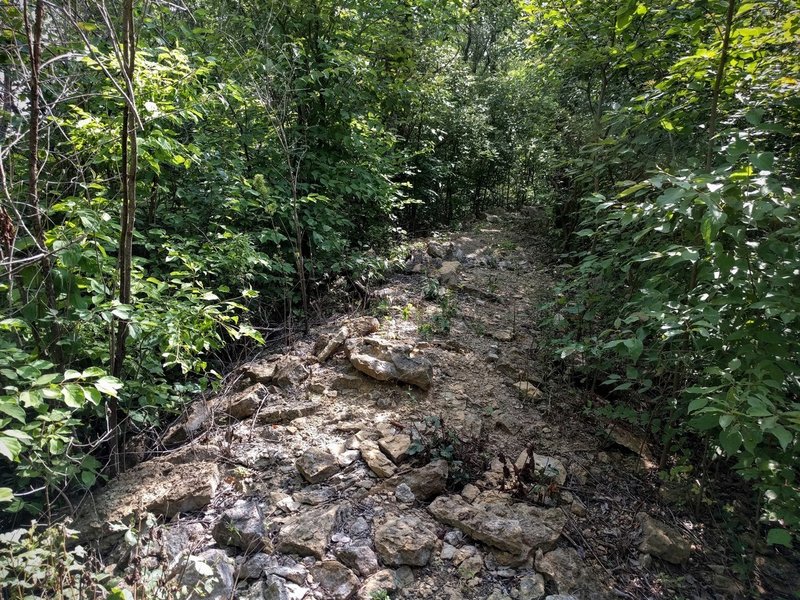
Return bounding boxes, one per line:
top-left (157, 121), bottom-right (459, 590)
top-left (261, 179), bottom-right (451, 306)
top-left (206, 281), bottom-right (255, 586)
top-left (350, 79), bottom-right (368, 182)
top-left (529, 0), bottom-right (800, 548)
top-left (0, 522), bottom-right (124, 599)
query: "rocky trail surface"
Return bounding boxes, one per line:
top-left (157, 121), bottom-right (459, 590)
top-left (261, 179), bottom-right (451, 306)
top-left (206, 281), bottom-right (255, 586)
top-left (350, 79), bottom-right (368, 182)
top-left (73, 212), bottom-right (741, 600)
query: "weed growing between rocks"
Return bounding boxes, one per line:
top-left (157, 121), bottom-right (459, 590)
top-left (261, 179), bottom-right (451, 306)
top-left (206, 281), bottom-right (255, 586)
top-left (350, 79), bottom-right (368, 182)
top-left (408, 415), bottom-right (488, 491)
top-left (499, 444), bottom-right (561, 506)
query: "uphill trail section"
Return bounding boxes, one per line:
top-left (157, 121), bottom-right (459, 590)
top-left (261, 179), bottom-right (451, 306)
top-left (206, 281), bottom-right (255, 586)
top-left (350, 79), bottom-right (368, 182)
top-left (71, 210), bottom-right (759, 600)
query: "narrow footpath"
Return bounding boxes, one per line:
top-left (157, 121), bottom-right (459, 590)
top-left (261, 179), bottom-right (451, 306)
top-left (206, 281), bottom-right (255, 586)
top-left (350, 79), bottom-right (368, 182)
top-left (74, 211), bottom-right (744, 600)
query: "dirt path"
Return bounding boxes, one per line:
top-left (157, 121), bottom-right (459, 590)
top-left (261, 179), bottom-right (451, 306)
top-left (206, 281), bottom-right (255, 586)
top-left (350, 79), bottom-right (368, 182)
top-left (74, 212), bottom-right (715, 600)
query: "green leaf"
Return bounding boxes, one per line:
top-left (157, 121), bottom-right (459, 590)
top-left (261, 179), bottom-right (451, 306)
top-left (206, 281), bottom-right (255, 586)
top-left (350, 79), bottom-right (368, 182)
top-left (0, 401), bottom-right (25, 423)
top-left (719, 429), bottom-right (741, 455)
top-left (63, 369), bottom-right (82, 381)
top-left (769, 425), bottom-right (792, 450)
top-left (687, 398), bottom-right (708, 413)
top-left (0, 487), bottom-right (14, 503)
top-left (94, 376), bottom-right (122, 398)
top-left (0, 436), bottom-right (22, 461)
top-left (766, 528), bottom-right (792, 548)
top-left (750, 152), bottom-right (774, 171)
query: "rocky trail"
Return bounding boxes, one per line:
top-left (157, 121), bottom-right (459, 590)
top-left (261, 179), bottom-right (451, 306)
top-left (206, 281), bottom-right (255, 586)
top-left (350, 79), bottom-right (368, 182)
top-left (72, 212), bottom-right (735, 600)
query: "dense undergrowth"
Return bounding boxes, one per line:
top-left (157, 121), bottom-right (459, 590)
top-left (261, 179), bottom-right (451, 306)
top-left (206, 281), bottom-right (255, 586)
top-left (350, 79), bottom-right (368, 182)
top-left (0, 0), bottom-right (798, 577)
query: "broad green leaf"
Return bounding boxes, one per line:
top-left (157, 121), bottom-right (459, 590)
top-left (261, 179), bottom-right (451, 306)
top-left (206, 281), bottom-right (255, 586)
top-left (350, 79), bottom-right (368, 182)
top-left (766, 528), bottom-right (792, 547)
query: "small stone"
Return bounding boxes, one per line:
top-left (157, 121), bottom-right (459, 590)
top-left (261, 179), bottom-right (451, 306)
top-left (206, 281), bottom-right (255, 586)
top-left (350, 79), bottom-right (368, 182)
top-left (518, 573), bottom-right (545, 600)
top-left (637, 513), bottom-right (691, 564)
top-left (350, 517), bottom-right (370, 537)
top-left (238, 553), bottom-right (277, 580)
top-left (296, 448), bottom-right (341, 484)
top-left (437, 261), bottom-right (462, 286)
top-left (265, 563), bottom-right (308, 585)
top-left (453, 545), bottom-right (479, 565)
top-left (394, 565), bottom-right (415, 588)
top-left (535, 548), bottom-right (584, 594)
top-left (374, 515), bottom-right (437, 566)
top-left (310, 560), bottom-right (359, 600)
top-left (361, 440), bottom-right (397, 478)
top-left (335, 544), bottom-right (380, 576)
top-left (443, 530), bottom-right (464, 546)
top-left (458, 553), bottom-right (484, 578)
top-left (224, 384), bottom-right (267, 419)
top-left (378, 434), bottom-right (412, 464)
top-left (338, 450), bottom-right (361, 467)
top-left (395, 483), bottom-right (416, 504)
top-left (512, 381), bottom-right (541, 399)
top-left (461, 483), bottom-right (479, 500)
top-left (212, 498), bottom-right (266, 551)
top-left (392, 459), bottom-right (448, 500)
top-left (346, 337), bottom-right (433, 390)
top-left (277, 504), bottom-right (340, 559)
top-left (490, 330), bottom-right (514, 342)
top-left (358, 569), bottom-right (397, 600)
top-left (441, 543), bottom-right (457, 560)
top-left (570, 501), bottom-right (587, 518)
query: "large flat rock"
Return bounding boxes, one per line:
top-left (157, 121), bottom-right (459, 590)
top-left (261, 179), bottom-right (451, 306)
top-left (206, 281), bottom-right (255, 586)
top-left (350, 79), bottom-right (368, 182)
top-left (428, 493), bottom-right (565, 559)
top-left (346, 337), bottom-right (433, 390)
top-left (74, 458), bottom-right (220, 546)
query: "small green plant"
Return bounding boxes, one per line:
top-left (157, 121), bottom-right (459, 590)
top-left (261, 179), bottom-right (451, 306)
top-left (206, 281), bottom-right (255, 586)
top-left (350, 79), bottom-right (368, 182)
top-left (408, 415), bottom-right (487, 489)
top-left (370, 590), bottom-right (391, 600)
top-left (400, 303), bottom-right (415, 320)
top-left (422, 277), bottom-right (441, 300)
top-left (371, 299), bottom-right (391, 319)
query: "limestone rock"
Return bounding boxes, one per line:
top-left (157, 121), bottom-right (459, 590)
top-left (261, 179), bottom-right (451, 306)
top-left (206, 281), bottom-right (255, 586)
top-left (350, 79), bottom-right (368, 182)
top-left (360, 440), bottom-right (397, 478)
top-left (437, 261), bottom-right (462, 286)
top-left (243, 360), bottom-right (277, 383)
top-left (378, 434), bottom-right (412, 464)
top-left (358, 569), bottom-right (397, 600)
top-left (238, 553), bottom-right (278, 580)
top-left (274, 355), bottom-right (311, 387)
top-left (513, 381), bottom-right (542, 400)
top-left (317, 326), bottom-right (350, 362)
top-left (277, 504), bottom-right (340, 559)
top-left (535, 548), bottom-right (584, 594)
top-left (514, 451), bottom-right (568, 485)
top-left (243, 576), bottom-right (293, 600)
top-left (296, 448), bottom-right (341, 484)
top-left (346, 337), bottom-right (433, 390)
top-left (212, 498), bottom-right (267, 551)
top-left (637, 513), bottom-right (690, 564)
top-left (374, 515), bottom-right (437, 566)
top-left (265, 563), bottom-right (308, 585)
top-left (347, 316), bottom-right (381, 337)
top-left (162, 400), bottom-right (210, 446)
top-left (310, 560), bottom-right (359, 600)
top-left (223, 383), bottom-right (267, 419)
top-left (177, 549), bottom-right (235, 600)
top-left (394, 483), bottom-right (416, 504)
top-left (518, 573), bottom-right (546, 600)
top-left (335, 544), bottom-right (380, 576)
top-left (428, 494), bottom-right (565, 560)
top-left (74, 458), bottom-right (219, 547)
top-left (257, 396), bottom-right (319, 424)
top-left (391, 459), bottom-right (448, 501)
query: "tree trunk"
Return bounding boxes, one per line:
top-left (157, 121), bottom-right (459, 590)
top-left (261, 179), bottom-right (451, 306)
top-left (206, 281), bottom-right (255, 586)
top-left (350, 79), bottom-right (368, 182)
top-left (706, 0), bottom-right (737, 170)
top-left (25, 0), bottom-right (61, 364)
top-left (110, 0), bottom-right (138, 475)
